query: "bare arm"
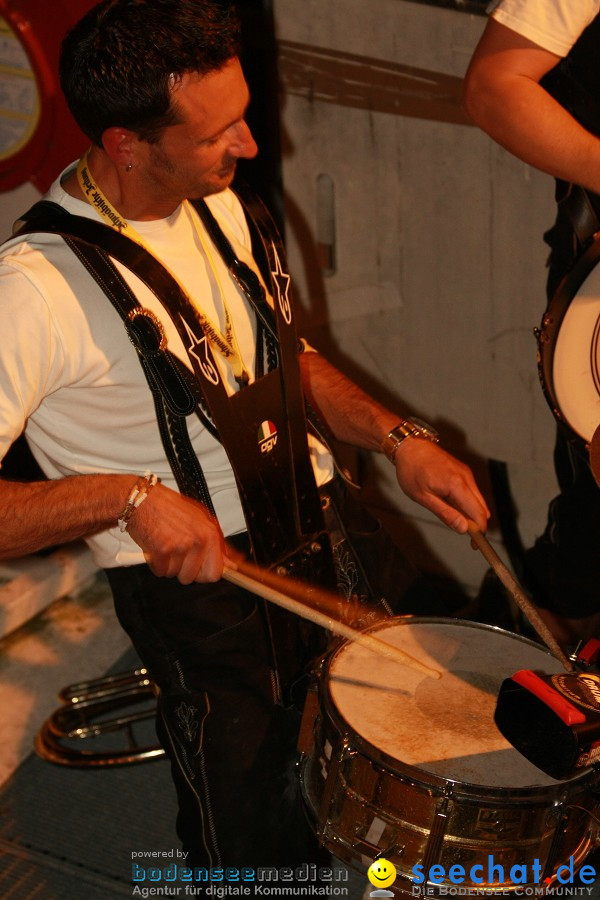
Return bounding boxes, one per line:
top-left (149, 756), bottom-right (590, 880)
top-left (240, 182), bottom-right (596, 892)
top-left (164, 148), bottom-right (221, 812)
top-left (0, 474), bottom-right (131, 557)
top-left (300, 351), bottom-right (490, 534)
top-left (0, 474), bottom-right (225, 584)
top-left (463, 19), bottom-right (600, 193)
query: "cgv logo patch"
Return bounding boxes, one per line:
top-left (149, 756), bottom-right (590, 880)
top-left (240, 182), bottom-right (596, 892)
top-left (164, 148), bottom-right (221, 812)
top-left (258, 420), bottom-right (278, 454)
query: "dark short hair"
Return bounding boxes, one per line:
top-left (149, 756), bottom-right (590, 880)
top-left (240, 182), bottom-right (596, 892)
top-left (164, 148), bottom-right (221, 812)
top-left (60, 0), bottom-right (241, 146)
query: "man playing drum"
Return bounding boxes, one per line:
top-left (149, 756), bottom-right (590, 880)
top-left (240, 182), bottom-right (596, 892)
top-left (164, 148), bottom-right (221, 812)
top-left (0, 0), bottom-right (489, 872)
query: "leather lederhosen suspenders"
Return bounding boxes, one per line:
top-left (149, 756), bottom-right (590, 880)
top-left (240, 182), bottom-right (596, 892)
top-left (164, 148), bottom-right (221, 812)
top-left (15, 186), bottom-right (336, 585)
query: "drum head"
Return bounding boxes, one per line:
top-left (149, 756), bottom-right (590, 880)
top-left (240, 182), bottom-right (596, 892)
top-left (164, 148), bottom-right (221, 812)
top-left (553, 262), bottom-right (600, 442)
top-left (328, 619), bottom-right (566, 789)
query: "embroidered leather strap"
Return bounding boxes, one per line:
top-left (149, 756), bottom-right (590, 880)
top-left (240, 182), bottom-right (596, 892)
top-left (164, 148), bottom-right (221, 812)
top-left (15, 192), bottom-right (332, 573)
top-left (16, 201), bottom-right (218, 509)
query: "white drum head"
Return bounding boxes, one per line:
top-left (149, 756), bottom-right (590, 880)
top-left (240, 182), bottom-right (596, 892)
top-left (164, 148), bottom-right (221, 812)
top-left (553, 263), bottom-right (600, 442)
top-left (328, 619), bottom-right (565, 789)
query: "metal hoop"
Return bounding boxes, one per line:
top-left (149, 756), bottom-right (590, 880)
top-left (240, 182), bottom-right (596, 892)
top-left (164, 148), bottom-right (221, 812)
top-left (35, 668), bottom-right (166, 767)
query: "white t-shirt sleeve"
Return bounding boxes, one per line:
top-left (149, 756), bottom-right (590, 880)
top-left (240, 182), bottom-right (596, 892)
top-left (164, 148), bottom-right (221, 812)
top-left (0, 256), bottom-right (65, 465)
top-left (488, 0), bottom-right (600, 57)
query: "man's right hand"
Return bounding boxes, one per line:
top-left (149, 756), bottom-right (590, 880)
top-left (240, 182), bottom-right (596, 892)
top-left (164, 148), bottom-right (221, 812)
top-left (0, 473), bottom-right (227, 584)
top-left (126, 483), bottom-right (226, 584)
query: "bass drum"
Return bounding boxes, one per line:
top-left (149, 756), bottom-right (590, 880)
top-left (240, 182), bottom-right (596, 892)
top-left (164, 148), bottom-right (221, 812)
top-left (537, 237), bottom-right (600, 444)
top-left (299, 618), bottom-right (600, 896)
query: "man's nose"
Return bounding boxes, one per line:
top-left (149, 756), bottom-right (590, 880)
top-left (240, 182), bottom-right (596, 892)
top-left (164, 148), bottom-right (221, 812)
top-left (230, 120), bottom-right (258, 159)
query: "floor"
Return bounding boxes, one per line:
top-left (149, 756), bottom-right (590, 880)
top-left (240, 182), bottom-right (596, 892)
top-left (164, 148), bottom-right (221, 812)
top-left (0, 547), bottom-right (368, 899)
top-left (0, 550), bottom-right (174, 897)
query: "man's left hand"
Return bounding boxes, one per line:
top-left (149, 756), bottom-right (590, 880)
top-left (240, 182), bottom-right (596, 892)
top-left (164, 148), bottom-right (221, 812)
top-left (394, 438), bottom-right (490, 534)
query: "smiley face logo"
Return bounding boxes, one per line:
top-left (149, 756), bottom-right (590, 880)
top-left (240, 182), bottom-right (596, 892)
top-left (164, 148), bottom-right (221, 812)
top-left (368, 858), bottom-right (397, 890)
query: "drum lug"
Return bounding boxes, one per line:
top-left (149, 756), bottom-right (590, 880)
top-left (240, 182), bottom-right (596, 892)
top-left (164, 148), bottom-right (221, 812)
top-left (542, 802), bottom-right (567, 880)
top-left (297, 686), bottom-right (320, 756)
top-left (317, 738), bottom-right (355, 827)
top-left (422, 796), bottom-right (451, 874)
top-left (544, 802), bottom-right (564, 828)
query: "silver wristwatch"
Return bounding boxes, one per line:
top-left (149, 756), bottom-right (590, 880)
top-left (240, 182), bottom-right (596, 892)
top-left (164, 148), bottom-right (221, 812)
top-left (381, 417), bottom-right (439, 463)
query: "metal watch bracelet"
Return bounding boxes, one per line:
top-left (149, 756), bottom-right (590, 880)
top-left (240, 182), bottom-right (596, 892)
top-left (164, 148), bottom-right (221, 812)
top-left (381, 417), bottom-right (439, 464)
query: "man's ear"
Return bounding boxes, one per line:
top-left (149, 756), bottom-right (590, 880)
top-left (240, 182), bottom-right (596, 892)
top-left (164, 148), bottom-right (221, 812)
top-left (101, 126), bottom-right (138, 167)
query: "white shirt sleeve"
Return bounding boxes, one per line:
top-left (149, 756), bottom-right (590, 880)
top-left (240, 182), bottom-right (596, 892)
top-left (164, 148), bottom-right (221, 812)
top-left (0, 257), bottom-right (65, 465)
top-left (488, 0), bottom-right (600, 57)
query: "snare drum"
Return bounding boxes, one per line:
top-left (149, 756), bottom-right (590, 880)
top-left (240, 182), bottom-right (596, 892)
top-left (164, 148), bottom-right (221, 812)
top-left (537, 237), bottom-right (600, 443)
top-left (300, 619), bottom-right (600, 894)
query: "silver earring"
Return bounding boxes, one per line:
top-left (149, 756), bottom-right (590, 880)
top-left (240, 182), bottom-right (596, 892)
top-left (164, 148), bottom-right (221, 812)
top-left (126, 163), bottom-right (133, 172)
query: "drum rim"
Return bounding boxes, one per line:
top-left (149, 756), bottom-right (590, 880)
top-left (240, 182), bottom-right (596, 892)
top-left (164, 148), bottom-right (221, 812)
top-left (537, 235), bottom-right (600, 443)
top-left (321, 616), bottom-right (598, 800)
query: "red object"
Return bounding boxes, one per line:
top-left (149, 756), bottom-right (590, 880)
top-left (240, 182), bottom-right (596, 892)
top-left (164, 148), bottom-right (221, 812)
top-left (512, 669), bottom-right (587, 726)
top-left (0, 0), bottom-right (94, 193)
top-left (576, 638), bottom-right (600, 667)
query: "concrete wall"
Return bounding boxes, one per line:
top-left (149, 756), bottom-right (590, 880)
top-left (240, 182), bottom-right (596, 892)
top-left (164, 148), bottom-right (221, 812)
top-left (273, 0), bottom-right (559, 595)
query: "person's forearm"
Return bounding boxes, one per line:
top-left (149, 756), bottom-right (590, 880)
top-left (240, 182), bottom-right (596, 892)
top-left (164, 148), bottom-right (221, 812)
top-left (464, 71), bottom-right (600, 193)
top-left (463, 19), bottom-right (600, 195)
top-left (299, 351), bottom-right (398, 450)
top-left (0, 473), bottom-right (227, 584)
top-left (299, 350), bottom-right (490, 533)
top-left (0, 473), bottom-right (135, 558)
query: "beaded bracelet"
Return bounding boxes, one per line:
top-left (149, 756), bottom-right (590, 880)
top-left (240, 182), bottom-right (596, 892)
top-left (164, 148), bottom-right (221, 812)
top-left (118, 471), bottom-right (160, 533)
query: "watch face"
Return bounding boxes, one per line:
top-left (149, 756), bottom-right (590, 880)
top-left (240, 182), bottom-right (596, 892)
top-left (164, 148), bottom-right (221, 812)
top-left (409, 417), bottom-right (439, 441)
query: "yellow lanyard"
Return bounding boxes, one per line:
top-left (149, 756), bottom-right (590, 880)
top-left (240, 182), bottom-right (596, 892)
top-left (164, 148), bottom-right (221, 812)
top-left (76, 152), bottom-right (249, 386)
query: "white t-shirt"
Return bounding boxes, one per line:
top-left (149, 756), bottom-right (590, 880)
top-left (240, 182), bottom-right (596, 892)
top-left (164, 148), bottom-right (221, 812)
top-left (488, 0), bottom-right (600, 56)
top-left (0, 164), bottom-right (333, 568)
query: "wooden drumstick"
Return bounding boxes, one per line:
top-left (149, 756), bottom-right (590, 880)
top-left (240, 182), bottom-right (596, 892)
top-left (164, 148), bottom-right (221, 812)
top-left (466, 522), bottom-right (574, 672)
top-left (223, 558), bottom-right (442, 679)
